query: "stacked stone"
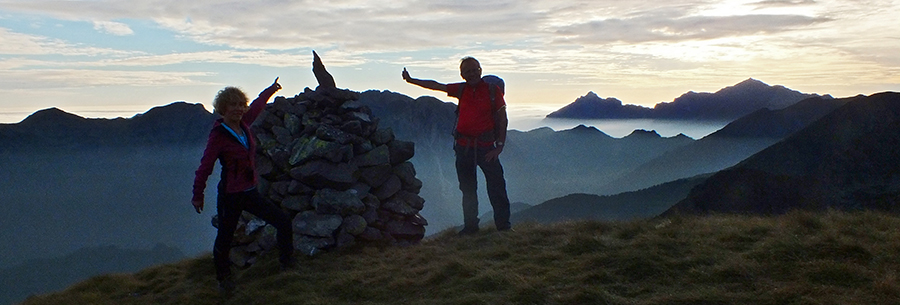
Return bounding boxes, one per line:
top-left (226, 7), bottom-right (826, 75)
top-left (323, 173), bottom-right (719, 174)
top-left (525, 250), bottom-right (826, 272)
top-left (222, 87), bottom-right (428, 264)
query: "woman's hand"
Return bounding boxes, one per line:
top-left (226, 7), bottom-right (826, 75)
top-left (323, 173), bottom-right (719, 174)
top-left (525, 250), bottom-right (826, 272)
top-left (192, 200), bottom-right (204, 214)
top-left (270, 77), bottom-right (282, 91)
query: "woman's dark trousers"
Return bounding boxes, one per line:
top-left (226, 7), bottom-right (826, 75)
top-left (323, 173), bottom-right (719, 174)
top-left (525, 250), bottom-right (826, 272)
top-left (214, 189), bottom-right (293, 281)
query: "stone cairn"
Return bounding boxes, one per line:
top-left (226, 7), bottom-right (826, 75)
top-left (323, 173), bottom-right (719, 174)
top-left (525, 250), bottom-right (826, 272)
top-left (218, 86), bottom-right (428, 267)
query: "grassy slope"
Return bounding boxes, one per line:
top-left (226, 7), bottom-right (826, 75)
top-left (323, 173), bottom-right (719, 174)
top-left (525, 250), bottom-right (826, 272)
top-left (22, 210), bottom-right (900, 305)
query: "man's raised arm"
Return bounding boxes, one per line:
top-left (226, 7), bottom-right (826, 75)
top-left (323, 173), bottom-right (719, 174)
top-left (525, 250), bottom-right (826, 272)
top-left (402, 67), bottom-right (447, 92)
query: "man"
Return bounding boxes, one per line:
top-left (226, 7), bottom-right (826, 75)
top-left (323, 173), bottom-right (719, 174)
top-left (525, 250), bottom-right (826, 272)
top-left (402, 57), bottom-right (511, 235)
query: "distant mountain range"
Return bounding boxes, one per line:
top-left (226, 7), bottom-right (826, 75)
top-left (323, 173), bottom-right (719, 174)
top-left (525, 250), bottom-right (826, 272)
top-left (595, 95), bottom-right (851, 194)
top-left (665, 92), bottom-right (900, 215)
top-left (0, 102), bottom-right (215, 152)
top-left (546, 78), bottom-right (827, 121)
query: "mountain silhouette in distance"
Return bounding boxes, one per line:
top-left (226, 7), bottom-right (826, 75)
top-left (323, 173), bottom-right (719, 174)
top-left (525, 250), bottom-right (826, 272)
top-left (503, 125), bottom-right (694, 202)
top-left (0, 102), bottom-right (215, 153)
top-left (666, 92), bottom-right (900, 215)
top-left (512, 174), bottom-right (711, 224)
top-left (596, 95), bottom-right (850, 195)
top-left (546, 78), bottom-right (823, 121)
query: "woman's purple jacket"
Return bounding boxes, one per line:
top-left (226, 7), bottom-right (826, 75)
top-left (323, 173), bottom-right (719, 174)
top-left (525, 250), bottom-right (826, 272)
top-left (191, 86), bottom-right (278, 203)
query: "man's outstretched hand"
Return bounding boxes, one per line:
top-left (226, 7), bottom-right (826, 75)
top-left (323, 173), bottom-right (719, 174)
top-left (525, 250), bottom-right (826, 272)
top-left (402, 67), bottom-right (411, 82)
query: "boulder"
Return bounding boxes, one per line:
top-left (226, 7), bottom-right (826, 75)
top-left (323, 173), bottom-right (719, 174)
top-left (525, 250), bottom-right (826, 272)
top-left (292, 211), bottom-right (343, 237)
top-left (312, 188), bottom-right (366, 216)
top-left (388, 140), bottom-right (415, 164)
top-left (341, 214), bottom-right (368, 236)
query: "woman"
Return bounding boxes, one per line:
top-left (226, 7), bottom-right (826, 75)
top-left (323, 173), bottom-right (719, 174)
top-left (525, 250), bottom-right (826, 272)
top-left (191, 77), bottom-right (293, 292)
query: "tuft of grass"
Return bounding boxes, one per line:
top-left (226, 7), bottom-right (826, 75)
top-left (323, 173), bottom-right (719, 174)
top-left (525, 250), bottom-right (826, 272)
top-left (21, 210), bottom-right (900, 305)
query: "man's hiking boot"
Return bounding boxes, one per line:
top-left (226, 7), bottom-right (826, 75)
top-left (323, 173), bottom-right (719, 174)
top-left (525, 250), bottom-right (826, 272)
top-left (218, 278), bottom-right (235, 294)
top-left (280, 257), bottom-right (298, 272)
top-left (457, 227), bottom-right (479, 236)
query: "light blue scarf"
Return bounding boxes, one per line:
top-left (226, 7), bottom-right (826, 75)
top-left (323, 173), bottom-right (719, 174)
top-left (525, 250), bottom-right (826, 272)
top-left (221, 123), bottom-right (249, 149)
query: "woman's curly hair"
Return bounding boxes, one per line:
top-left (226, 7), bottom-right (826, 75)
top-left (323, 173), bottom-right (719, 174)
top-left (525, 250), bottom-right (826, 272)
top-left (213, 86), bottom-right (249, 115)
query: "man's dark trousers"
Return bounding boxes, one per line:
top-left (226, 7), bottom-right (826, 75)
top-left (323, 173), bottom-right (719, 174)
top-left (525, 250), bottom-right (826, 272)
top-left (455, 144), bottom-right (511, 231)
top-left (214, 189), bottom-right (293, 281)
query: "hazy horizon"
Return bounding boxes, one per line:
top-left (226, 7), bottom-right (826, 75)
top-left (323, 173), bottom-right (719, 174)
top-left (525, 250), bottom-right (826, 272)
top-left (0, 98), bottom-right (731, 138)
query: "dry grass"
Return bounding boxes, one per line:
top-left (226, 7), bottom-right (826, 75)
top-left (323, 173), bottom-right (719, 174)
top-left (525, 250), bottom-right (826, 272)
top-left (21, 210), bottom-right (900, 305)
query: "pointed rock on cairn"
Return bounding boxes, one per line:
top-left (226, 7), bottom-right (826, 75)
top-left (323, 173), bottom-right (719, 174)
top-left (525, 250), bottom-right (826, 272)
top-left (222, 86), bottom-right (427, 266)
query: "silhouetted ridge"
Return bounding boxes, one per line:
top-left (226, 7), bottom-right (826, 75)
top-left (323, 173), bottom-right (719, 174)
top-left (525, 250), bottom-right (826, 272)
top-left (666, 92), bottom-right (900, 215)
top-left (545, 92), bottom-right (651, 119)
top-left (547, 78), bottom-right (822, 120)
top-left (0, 102), bottom-right (215, 152)
top-left (596, 94), bottom-right (852, 195)
top-left (624, 129), bottom-right (661, 139)
top-left (710, 95), bottom-right (849, 138)
top-left (563, 124), bottom-right (611, 137)
top-left (17, 107), bottom-right (96, 130)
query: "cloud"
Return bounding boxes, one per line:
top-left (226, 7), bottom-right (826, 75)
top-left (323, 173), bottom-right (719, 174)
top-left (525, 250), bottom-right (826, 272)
top-left (1, 49), bottom-right (343, 69)
top-left (750, 0), bottom-right (817, 8)
top-left (552, 12), bottom-right (831, 44)
top-left (0, 27), bottom-right (138, 56)
top-left (0, 68), bottom-right (213, 89)
top-left (92, 20), bottom-right (134, 36)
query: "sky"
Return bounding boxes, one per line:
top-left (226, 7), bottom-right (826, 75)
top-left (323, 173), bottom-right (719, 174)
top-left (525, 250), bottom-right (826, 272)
top-left (0, 0), bottom-right (898, 124)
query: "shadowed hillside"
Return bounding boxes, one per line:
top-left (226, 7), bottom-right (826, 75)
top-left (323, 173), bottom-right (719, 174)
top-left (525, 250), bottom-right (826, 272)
top-left (667, 92), bottom-right (900, 215)
top-left (504, 127), bottom-right (693, 202)
top-left (20, 211), bottom-right (900, 305)
top-left (0, 245), bottom-right (184, 305)
top-left (598, 95), bottom-right (849, 195)
top-left (513, 174), bottom-right (711, 224)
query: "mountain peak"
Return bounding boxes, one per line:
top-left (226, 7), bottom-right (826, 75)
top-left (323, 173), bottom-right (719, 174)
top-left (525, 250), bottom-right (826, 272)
top-left (133, 101), bottom-right (210, 121)
top-left (19, 107), bottom-right (85, 126)
top-left (570, 124), bottom-right (601, 132)
top-left (737, 78), bottom-right (767, 87)
top-left (715, 78), bottom-right (770, 94)
top-left (545, 92), bottom-right (641, 119)
top-left (624, 129), bottom-right (661, 138)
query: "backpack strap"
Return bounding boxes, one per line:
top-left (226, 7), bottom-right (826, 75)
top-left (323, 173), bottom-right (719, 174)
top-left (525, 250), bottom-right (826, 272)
top-left (457, 82), bottom-right (498, 111)
top-left (453, 82), bottom-right (501, 144)
top-left (488, 83), bottom-right (497, 112)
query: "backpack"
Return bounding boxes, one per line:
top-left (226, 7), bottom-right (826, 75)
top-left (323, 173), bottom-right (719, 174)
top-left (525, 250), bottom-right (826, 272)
top-left (453, 75), bottom-right (505, 143)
